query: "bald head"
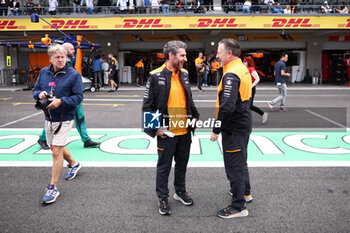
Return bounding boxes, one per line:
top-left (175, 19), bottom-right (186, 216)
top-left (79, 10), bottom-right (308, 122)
top-left (62, 43), bottom-right (75, 59)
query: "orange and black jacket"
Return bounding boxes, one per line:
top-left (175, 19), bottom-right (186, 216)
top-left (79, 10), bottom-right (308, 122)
top-left (142, 64), bottom-right (200, 138)
top-left (213, 59), bottom-right (252, 135)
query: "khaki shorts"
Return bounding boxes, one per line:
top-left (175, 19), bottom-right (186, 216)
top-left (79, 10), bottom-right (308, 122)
top-left (45, 120), bottom-right (74, 147)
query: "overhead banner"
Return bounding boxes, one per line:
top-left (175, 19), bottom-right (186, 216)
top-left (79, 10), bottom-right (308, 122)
top-left (0, 16), bottom-right (349, 31)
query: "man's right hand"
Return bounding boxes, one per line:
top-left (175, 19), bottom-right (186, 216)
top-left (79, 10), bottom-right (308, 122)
top-left (156, 128), bottom-right (167, 139)
top-left (39, 91), bottom-right (49, 100)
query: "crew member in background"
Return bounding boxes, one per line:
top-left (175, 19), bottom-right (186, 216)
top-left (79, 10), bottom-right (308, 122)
top-left (142, 40), bottom-right (199, 216)
top-left (210, 38), bottom-right (253, 219)
top-left (135, 57), bottom-right (144, 87)
top-left (33, 44), bottom-right (83, 204)
top-left (210, 58), bottom-right (220, 86)
top-left (0, 0), bottom-right (10, 16)
top-left (107, 53), bottom-right (118, 92)
top-left (195, 52), bottom-right (204, 91)
top-left (92, 55), bottom-right (103, 88)
top-left (37, 43), bottom-right (101, 150)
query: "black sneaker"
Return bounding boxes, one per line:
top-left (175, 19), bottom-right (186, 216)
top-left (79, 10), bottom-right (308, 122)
top-left (173, 191), bottom-right (193, 206)
top-left (37, 139), bottom-right (50, 150)
top-left (217, 206), bottom-right (249, 219)
top-left (83, 139), bottom-right (101, 148)
top-left (158, 197), bottom-right (171, 215)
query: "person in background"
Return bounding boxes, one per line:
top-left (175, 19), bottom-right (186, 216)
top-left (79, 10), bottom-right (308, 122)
top-left (243, 0), bottom-right (251, 13)
top-left (243, 56), bottom-right (268, 123)
top-left (210, 58), bottom-right (220, 86)
top-left (284, 4), bottom-right (291, 14)
top-left (86, 0), bottom-right (94, 14)
top-left (151, 0), bottom-right (160, 13)
top-left (272, 2), bottom-right (283, 13)
top-left (0, 0), bottom-right (10, 16)
top-left (10, 0), bottom-right (19, 16)
top-left (333, 2), bottom-right (348, 14)
top-left (210, 38), bottom-right (252, 219)
top-left (108, 53), bottom-right (118, 92)
top-left (73, 0), bottom-right (81, 13)
top-left (162, 0), bottom-right (169, 13)
top-left (48, 0), bottom-right (58, 15)
top-left (117, 0), bottom-right (128, 13)
top-left (268, 52), bottom-right (291, 112)
top-left (135, 57), bottom-right (144, 87)
top-left (37, 43), bottom-right (101, 150)
top-left (128, 0), bottom-right (136, 13)
top-left (175, 0), bottom-right (184, 12)
top-left (142, 40), bottom-right (199, 216)
top-left (102, 58), bottom-right (109, 87)
top-left (92, 55), bottom-right (103, 88)
top-left (195, 52), bottom-right (204, 91)
top-left (33, 44), bottom-right (83, 204)
top-left (321, 0), bottom-right (332, 13)
top-left (144, 0), bottom-right (151, 13)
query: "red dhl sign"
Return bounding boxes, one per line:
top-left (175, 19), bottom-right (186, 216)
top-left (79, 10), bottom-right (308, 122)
top-left (264, 18), bottom-right (316, 28)
top-left (190, 18), bottom-right (243, 28)
top-left (43, 20), bottom-right (98, 29)
top-left (115, 19), bottom-right (171, 29)
top-left (0, 20), bottom-right (25, 30)
top-left (0, 17), bottom-right (350, 31)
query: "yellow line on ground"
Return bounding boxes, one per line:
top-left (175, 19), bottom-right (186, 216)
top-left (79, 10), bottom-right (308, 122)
top-left (95, 95), bottom-right (140, 98)
top-left (0, 97), bottom-right (13, 100)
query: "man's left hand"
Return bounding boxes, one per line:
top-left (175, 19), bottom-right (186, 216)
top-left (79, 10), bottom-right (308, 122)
top-left (210, 132), bottom-right (219, 141)
top-left (47, 98), bottom-right (62, 109)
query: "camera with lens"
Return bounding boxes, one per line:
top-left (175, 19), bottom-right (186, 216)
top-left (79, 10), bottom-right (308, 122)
top-left (35, 94), bottom-right (53, 110)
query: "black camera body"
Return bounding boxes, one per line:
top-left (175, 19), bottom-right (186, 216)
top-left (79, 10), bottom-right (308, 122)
top-left (35, 94), bottom-right (53, 110)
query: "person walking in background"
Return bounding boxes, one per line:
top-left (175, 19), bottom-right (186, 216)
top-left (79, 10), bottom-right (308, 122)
top-left (33, 44), bottom-right (83, 204)
top-left (108, 53), bottom-right (118, 92)
top-left (135, 57), bottom-right (144, 87)
top-left (210, 38), bottom-right (252, 219)
top-left (195, 52), bottom-right (204, 91)
top-left (102, 58), bottom-right (109, 86)
top-left (243, 56), bottom-right (268, 123)
top-left (210, 58), bottom-right (220, 86)
top-left (268, 52), bottom-right (291, 112)
top-left (92, 55), bottom-right (103, 89)
top-left (37, 43), bottom-right (101, 150)
top-left (142, 40), bottom-right (199, 215)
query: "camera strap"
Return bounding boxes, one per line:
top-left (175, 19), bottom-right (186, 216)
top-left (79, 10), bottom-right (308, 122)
top-left (43, 108), bottom-right (62, 135)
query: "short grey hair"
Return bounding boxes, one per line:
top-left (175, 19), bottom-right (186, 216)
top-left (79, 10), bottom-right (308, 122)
top-left (163, 40), bottom-right (187, 60)
top-left (219, 38), bottom-right (241, 57)
top-left (47, 44), bottom-right (67, 58)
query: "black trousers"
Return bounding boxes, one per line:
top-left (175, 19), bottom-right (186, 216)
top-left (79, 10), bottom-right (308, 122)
top-left (197, 71), bottom-right (203, 89)
top-left (222, 131), bottom-right (251, 211)
top-left (251, 86), bottom-right (264, 116)
top-left (156, 131), bottom-right (191, 198)
top-left (0, 4), bottom-right (8, 16)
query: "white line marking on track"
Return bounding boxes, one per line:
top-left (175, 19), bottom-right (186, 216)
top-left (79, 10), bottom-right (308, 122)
top-left (0, 112), bottom-right (43, 128)
top-left (305, 109), bottom-right (346, 128)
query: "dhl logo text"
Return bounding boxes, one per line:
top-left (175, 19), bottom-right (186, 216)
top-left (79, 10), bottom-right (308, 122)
top-left (196, 18), bottom-right (238, 28)
top-left (122, 19), bottom-right (164, 28)
top-left (0, 20), bottom-right (22, 30)
top-left (48, 20), bottom-right (91, 29)
top-left (271, 18), bottom-right (313, 27)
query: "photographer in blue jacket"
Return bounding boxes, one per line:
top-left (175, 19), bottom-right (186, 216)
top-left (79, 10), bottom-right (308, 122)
top-left (33, 44), bottom-right (83, 204)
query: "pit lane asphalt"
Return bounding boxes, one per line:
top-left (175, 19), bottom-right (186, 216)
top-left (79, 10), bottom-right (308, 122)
top-left (0, 83), bottom-right (350, 233)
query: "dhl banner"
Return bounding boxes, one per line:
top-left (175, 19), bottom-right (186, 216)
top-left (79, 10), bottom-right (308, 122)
top-left (0, 16), bottom-right (349, 31)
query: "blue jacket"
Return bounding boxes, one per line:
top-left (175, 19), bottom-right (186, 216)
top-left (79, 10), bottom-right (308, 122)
top-left (92, 59), bottom-right (102, 72)
top-left (33, 64), bottom-right (83, 122)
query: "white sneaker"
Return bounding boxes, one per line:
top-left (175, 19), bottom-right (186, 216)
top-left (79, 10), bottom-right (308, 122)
top-left (268, 101), bottom-right (274, 111)
top-left (262, 112), bottom-right (268, 124)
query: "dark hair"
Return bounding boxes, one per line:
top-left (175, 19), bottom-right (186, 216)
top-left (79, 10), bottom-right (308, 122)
top-left (243, 56), bottom-right (255, 68)
top-left (280, 52), bottom-right (288, 59)
top-left (163, 40), bottom-right (187, 60)
top-left (219, 38), bottom-right (241, 57)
